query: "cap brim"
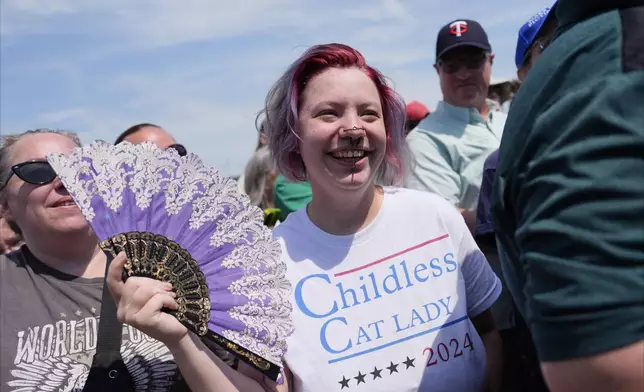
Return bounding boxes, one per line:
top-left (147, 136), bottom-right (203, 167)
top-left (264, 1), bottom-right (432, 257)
top-left (437, 42), bottom-right (491, 61)
top-left (516, 5), bottom-right (558, 67)
top-left (539, 6), bottom-right (557, 35)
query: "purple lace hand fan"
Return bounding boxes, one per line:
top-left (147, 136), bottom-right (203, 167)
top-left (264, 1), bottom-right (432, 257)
top-left (46, 140), bottom-right (293, 381)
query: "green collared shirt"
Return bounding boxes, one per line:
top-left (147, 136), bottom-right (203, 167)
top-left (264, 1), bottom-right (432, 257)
top-left (405, 100), bottom-right (506, 210)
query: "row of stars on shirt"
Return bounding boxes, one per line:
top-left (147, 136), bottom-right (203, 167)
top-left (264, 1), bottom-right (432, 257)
top-left (59, 307), bottom-right (97, 318)
top-left (338, 357), bottom-right (416, 389)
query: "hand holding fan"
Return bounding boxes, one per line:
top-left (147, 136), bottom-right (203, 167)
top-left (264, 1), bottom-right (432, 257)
top-left (46, 141), bottom-right (293, 381)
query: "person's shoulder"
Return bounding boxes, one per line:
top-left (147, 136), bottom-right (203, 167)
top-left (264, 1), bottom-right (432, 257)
top-left (0, 247), bottom-right (29, 278)
top-left (274, 174), bottom-right (287, 188)
top-left (385, 187), bottom-right (459, 217)
top-left (492, 110), bottom-right (508, 129)
top-left (385, 188), bottom-right (468, 241)
top-left (387, 186), bottom-right (442, 201)
top-left (406, 127), bottom-right (431, 143)
top-left (406, 122), bottom-right (452, 152)
top-left (483, 149), bottom-right (500, 171)
top-left (275, 176), bottom-right (311, 194)
top-left (410, 113), bottom-right (446, 135)
top-left (272, 208), bottom-right (307, 239)
top-left (490, 108), bottom-right (508, 121)
top-left (1, 246), bottom-right (26, 262)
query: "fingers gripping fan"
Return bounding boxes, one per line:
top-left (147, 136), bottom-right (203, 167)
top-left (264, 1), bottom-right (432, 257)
top-left (47, 141), bottom-right (293, 381)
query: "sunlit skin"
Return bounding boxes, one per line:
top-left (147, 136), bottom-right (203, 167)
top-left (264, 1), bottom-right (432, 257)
top-left (0, 132), bottom-right (105, 277)
top-left (517, 42), bottom-right (545, 81)
top-left (0, 217), bottom-right (22, 253)
top-left (1, 133), bottom-right (90, 240)
top-left (435, 46), bottom-right (494, 112)
top-left (297, 67), bottom-right (387, 194)
top-left (295, 67), bottom-right (388, 235)
top-left (124, 126), bottom-right (176, 149)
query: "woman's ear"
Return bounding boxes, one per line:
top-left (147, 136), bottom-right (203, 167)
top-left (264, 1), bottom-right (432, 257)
top-left (0, 197), bottom-right (13, 222)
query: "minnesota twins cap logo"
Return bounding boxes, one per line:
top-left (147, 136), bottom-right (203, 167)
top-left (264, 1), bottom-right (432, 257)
top-left (449, 20), bottom-right (468, 37)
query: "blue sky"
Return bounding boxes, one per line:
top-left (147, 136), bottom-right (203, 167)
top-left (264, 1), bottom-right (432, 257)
top-left (1, 0), bottom-right (551, 176)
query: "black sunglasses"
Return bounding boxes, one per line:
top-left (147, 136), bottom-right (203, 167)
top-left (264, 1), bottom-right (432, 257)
top-left (521, 38), bottom-right (551, 68)
top-left (167, 144), bottom-right (187, 157)
top-left (437, 52), bottom-right (490, 74)
top-left (0, 160), bottom-right (57, 191)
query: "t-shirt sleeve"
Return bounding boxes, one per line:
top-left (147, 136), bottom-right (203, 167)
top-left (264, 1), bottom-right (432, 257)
top-left (405, 131), bottom-right (461, 206)
top-left (514, 76), bottom-right (644, 361)
top-left (443, 200), bottom-right (502, 318)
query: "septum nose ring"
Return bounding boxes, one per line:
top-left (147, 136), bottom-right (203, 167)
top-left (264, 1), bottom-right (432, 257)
top-left (341, 125), bottom-right (364, 136)
top-left (341, 126), bottom-right (364, 146)
top-left (341, 125), bottom-right (365, 147)
top-left (341, 125), bottom-right (366, 133)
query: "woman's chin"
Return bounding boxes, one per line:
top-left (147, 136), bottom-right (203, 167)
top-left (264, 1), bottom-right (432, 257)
top-left (330, 171), bottom-right (373, 191)
top-left (50, 218), bottom-right (91, 234)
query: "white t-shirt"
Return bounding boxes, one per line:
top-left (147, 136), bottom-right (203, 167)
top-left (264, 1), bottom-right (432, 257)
top-left (273, 187), bottom-right (501, 392)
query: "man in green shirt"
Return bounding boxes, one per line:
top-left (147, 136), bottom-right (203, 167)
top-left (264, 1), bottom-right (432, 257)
top-left (492, 1), bottom-right (644, 391)
top-left (406, 19), bottom-right (506, 232)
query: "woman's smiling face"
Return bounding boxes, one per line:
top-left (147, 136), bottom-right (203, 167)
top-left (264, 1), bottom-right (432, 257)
top-left (297, 67), bottom-right (387, 193)
top-left (1, 133), bottom-right (88, 241)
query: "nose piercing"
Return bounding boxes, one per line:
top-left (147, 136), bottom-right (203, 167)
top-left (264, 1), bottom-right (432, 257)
top-left (340, 126), bottom-right (364, 146)
top-left (342, 125), bottom-right (363, 133)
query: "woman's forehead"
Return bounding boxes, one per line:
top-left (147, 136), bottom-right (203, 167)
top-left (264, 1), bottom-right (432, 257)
top-left (303, 68), bottom-right (380, 107)
top-left (10, 133), bottom-right (76, 163)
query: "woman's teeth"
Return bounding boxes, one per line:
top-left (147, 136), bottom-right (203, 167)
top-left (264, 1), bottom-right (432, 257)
top-left (332, 150), bottom-right (365, 159)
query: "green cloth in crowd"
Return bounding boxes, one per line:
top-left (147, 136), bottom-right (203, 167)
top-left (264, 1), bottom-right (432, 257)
top-left (273, 175), bottom-right (313, 222)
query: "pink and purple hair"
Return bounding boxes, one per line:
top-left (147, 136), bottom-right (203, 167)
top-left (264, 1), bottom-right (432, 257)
top-left (258, 43), bottom-right (412, 186)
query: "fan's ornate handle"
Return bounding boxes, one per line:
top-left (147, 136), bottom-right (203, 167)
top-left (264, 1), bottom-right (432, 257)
top-left (100, 232), bottom-right (212, 335)
top-left (48, 140), bottom-right (292, 383)
top-left (100, 233), bottom-right (283, 380)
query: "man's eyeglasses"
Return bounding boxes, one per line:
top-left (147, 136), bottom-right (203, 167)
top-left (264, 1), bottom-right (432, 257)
top-left (167, 144), bottom-right (187, 157)
top-left (0, 160), bottom-right (57, 191)
top-left (521, 37), bottom-right (551, 68)
top-left (437, 52), bottom-right (490, 74)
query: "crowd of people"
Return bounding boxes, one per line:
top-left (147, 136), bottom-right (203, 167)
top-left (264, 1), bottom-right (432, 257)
top-left (1, 0), bottom-right (642, 391)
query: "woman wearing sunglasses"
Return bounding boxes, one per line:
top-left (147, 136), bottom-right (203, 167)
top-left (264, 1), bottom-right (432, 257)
top-left (0, 129), bottom-right (197, 391)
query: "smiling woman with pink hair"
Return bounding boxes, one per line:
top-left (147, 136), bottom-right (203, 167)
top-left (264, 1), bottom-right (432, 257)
top-left (108, 43), bottom-right (503, 392)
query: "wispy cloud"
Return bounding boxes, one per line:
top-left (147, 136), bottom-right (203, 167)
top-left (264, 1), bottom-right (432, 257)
top-left (1, 0), bottom-right (553, 174)
top-left (37, 107), bottom-right (90, 123)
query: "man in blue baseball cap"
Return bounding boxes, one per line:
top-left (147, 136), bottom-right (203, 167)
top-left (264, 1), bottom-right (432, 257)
top-left (515, 2), bottom-right (558, 80)
top-left (474, 3), bottom-right (557, 391)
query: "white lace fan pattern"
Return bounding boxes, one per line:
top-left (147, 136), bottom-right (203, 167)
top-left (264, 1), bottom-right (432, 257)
top-left (47, 141), bottom-right (293, 381)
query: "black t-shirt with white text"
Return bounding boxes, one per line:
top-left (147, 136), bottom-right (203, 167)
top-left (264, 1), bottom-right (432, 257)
top-left (0, 246), bottom-right (185, 391)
